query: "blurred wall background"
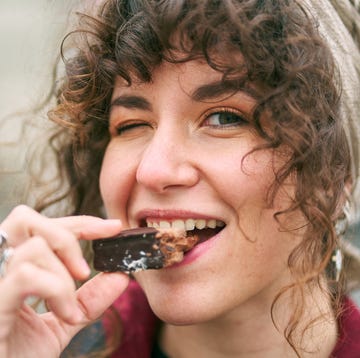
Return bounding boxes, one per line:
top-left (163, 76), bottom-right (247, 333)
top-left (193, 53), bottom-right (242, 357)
top-left (0, 0), bottom-right (78, 220)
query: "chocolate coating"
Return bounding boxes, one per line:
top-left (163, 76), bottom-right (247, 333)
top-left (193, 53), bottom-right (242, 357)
top-left (93, 228), bottom-right (165, 272)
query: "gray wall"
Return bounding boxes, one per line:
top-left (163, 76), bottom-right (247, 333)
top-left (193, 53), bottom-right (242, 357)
top-left (0, 0), bottom-right (78, 220)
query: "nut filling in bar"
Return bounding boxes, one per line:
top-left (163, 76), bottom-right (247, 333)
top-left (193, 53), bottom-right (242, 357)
top-left (92, 227), bottom-right (198, 272)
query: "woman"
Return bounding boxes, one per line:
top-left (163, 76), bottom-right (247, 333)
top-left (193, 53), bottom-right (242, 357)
top-left (0, 0), bottom-right (360, 356)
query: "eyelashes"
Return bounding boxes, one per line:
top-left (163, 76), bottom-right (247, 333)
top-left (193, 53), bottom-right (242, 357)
top-left (201, 108), bottom-right (249, 129)
top-left (113, 121), bottom-right (150, 136)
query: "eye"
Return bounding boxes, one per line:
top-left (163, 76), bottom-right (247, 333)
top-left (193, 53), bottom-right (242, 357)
top-left (111, 120), bottom-right (151, 136)
top-left (202, 108), bottom-right (249, 128)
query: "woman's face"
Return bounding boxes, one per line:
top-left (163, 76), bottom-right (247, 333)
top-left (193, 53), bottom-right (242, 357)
top-left (100, 60), bottom-right (303, 324)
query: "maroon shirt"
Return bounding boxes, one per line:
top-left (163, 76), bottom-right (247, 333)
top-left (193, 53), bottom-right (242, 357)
top-left (107, 281), bottom-right (360, 357)
top-left (331, 296), bottom-right (360, 357)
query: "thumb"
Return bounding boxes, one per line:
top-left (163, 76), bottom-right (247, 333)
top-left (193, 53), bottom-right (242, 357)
top-left (67, 272), bottom-right (130, 336)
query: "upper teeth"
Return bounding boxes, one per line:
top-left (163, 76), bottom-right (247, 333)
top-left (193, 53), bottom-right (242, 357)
top-left (146, 219), bottom-right (225, 231)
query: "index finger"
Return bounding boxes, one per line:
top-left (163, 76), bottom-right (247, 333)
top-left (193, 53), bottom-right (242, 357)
top-left (51, 215), bottom-right (123, 240)
top-left (1, 206), bottom-right (122, 279)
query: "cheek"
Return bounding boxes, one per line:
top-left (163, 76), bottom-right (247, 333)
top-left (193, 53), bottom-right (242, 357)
top-left (209, 149), bottom-right (299, 236)
top-left (99, 145), bottom-right (137, 221)
top-left (207, 147), bottom-right (277, 208)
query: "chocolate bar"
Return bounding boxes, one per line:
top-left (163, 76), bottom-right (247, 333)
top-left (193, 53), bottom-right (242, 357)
top-left (92, 227), bottom-right (198, 272)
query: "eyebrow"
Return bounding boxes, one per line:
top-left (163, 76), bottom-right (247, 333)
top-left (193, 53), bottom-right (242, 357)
top-left (110, 95), bottom-right (152, 111)
top-left (191, 78), bottom-right (259, 102)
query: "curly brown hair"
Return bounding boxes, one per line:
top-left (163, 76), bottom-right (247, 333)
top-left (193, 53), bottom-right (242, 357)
top-left (36, 0), bottom-right (354, 355)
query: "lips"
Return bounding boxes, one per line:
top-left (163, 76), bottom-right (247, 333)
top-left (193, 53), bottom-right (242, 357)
top-left (145, 218), bottom-right (225, 244)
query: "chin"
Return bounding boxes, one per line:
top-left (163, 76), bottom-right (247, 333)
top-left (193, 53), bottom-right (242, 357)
top-left (134, 267), bottom-right (234, 325)
top-left (141, 283), bottom-right (223, 325)
top-left (149, 299), bottom-right (212, 326)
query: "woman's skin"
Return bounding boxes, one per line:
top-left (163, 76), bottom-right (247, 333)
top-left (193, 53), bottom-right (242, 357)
top-left (100, 59), bottom-right (337, 357)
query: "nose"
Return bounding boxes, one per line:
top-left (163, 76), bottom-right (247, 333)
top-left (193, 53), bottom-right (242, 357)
top-left (136, 129), bottom-right (199, 193)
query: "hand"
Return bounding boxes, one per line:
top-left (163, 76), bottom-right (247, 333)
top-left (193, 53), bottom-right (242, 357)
top-left (0, 205), bottom-right (129, 358)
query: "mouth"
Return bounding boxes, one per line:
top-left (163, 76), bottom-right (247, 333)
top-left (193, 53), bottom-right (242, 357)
top-left (142, 218), bottom-right (226, 245)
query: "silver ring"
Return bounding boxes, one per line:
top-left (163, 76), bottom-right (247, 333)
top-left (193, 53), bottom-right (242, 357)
top-left (0, 230), bottom-right (13, 278)
top-left (0, 247), bottom-right (14, 278)
top-left (0, 230), bottom-right (9, 248)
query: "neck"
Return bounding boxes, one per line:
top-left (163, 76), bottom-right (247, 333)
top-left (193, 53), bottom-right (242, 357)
top-left (159, 285), bottom-right (338, 358)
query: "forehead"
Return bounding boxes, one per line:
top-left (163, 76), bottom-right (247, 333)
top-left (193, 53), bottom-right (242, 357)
top-left (112, 57), bottom-right (251, 102)
top-left (114, 60), bottom-right (220, 90)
